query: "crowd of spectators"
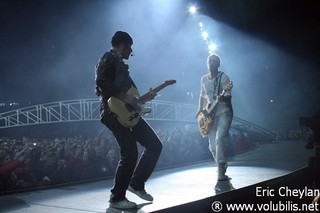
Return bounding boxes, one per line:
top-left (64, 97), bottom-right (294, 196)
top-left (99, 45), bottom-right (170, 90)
top-left (272, 128), bottom-right (313, 141)
top-left (0, 126), bottom-right (253, 194)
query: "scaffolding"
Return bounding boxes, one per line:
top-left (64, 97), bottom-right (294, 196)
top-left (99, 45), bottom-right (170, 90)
top-left (0, 99), bottom-right (197, 128)
top-left (0, 99), bottom-right (273, 140)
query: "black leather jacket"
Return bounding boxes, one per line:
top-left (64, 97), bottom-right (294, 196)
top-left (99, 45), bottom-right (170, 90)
top-left (94, 49), bottom-right (136, 115)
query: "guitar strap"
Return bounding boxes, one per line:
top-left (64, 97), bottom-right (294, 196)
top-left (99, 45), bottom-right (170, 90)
top-left (207, 72), bottom-right (223, 117)
top-left (214, 72), bottom-right (223, 100)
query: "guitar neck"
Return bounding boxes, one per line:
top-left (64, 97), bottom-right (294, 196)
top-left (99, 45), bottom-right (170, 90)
top-left (206, 87), bottom-right (228, 114)
top-left (139, 83), bottom-right (169, 103)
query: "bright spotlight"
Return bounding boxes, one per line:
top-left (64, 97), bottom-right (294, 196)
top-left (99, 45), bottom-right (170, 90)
top-left (201, 31), bottom-right (209, 40)
top-left (188, 5), bottom-right (197, 14)
top-left (199, 22), bottom-right (203, 29)
top-left (208, 43), bottom-right (217, 52)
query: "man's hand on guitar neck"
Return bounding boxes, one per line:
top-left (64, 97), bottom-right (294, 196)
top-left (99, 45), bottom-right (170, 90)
top-left (144, 88), bottom-right (157, 102)
top-left (217, 81), bottom-right (233, 101)
top-left (226, 81), bottom-right (233, 90)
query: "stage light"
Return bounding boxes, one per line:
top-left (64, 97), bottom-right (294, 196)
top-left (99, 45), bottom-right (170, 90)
top-left (9, 102), bottom-right (19, 106)
top-left (208, 43), bottom-right (217, 52)
top-left (201, 31), bottom-right (209, 40)
top-left (188, 5), bottom-right (197, 14)
top-left (199, 22), bottom-right (203, 30)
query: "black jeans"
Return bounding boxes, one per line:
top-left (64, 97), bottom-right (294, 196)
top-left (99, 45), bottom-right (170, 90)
top-left (102, 110), bottom-right (162, 202)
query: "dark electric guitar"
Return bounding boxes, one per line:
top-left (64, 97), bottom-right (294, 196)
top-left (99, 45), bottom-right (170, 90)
top-left (197, 81), bottom-right (232, 137)
top-left (108, 80), bottom-right (176, 127)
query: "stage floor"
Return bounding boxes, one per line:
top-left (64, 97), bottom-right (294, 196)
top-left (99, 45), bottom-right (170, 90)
top-left (0, 140), bottom-right (313, 213)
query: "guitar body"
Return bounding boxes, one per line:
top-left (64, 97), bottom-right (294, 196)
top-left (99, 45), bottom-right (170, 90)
top-left (108, 87), bottom-right (141, 128)
top-left (197, 80), bottom-right (232, 137)
top-left (107, 80), bottom-right (176, 128)
top-left (197, 105), bottom-right (214, 137)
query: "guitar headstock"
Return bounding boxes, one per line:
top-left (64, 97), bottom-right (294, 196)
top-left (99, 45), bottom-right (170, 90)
top-left (164, 80), bottom-right (177, 85)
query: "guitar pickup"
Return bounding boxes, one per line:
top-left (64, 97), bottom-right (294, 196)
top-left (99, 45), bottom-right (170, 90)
top-left (129, 112), bottom-right (139, 121)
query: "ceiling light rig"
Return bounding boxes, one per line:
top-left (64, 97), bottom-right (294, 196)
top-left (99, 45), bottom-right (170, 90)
top-left (188, 5), bottom-right (197, 14)
top-left (199, 21), bottom-right (217, 55)
top-left (188, 5), bottom-right (218, 55)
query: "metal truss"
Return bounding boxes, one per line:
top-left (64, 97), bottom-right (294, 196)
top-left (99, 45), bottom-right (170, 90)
top-left (0, 99), bottom-right (197, 129)
top-left (0, 99), bottom-right (273, 140)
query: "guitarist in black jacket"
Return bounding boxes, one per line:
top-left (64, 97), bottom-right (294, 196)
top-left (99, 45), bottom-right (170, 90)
top-left (95, 31), bottom-right (162, 210)
top-left (196, 54), bottom-right (233, 181)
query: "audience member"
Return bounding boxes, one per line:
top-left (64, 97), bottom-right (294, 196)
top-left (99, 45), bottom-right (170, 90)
top-left (0, 125), bottom-right (257, 193)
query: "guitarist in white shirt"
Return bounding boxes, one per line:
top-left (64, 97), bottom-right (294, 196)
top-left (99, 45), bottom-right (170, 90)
top-left (196, 54), bottom-right (233, 181)
top-left (95, 31), bottom-right (162, 209)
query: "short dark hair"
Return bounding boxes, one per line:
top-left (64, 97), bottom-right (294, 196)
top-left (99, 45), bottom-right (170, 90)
top-left (111, 31), bottom-right (133, 46)
top-left (207, 54), bottom-right (220, 67)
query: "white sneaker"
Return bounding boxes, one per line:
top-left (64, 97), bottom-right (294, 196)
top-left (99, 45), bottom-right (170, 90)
top-left (109, 198), bottom-right (137, 209)
top-left (128, 186), bottom-right (153, 201)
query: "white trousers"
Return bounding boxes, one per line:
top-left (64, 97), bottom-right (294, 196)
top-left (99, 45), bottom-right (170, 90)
top-left (208, 111), bottom-right (233, 165)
